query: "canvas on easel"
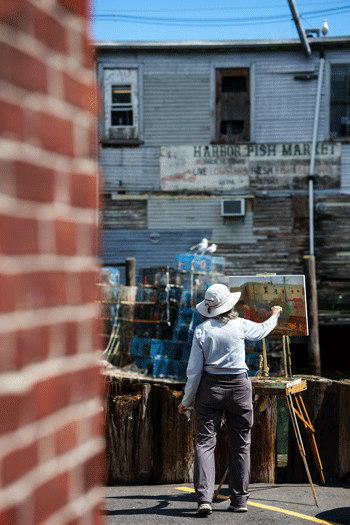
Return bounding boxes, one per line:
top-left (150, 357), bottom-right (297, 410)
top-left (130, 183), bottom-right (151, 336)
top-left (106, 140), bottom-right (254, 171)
top-left (228, 275), bottom-right (308, 337)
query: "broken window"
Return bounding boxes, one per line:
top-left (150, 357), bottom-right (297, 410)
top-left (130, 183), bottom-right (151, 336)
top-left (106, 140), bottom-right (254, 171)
top-left (215, 68), bottom-right (250, 143)
top-left (103, 69), bottom-right (139, 142)
top-left (330, 64), bottom-right (350, 138)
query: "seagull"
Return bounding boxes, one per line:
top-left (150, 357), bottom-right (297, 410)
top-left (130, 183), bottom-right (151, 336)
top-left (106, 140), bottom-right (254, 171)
top-left (205, 243), bottom-right (217, 255)
top-left (322, 19), bottom-right (328, 36)
top-left (190, 238), bottom-right (208, 254)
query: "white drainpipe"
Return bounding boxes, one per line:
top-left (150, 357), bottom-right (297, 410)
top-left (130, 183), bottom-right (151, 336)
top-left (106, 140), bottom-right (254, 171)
top-left (309, 58), bottom-right (325, 256)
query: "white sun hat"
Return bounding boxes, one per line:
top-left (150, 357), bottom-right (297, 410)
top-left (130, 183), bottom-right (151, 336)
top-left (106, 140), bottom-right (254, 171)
top-left (196, 284), bottom-right (241, 318)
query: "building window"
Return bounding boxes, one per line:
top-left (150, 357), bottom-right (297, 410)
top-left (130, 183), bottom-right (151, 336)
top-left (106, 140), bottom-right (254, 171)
top-left (103, 69), bottom-right (139, 142)
top-left (215, 68), bottom-right (250, 143)
top-left (330, 64), bottom-right (350, 138)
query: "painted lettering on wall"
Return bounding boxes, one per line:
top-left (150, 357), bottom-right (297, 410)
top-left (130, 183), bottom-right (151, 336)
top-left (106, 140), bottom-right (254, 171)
top-left (160, 142), bottom-right (341, 191)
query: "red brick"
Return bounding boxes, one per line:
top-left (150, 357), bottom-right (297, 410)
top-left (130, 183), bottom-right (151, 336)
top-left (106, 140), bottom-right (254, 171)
top-left (58, 0), bottom-right (87, 17)
top-left (54, 421), bottom-right (78, 455)
top-left (2, 441), bottom-right (38, 486)
top-left (0, 214), bottom-right (39, 255)
top-left (93, 502), bottom-right (104, 525)
top-left (70, 172), bottom-right (97, 209)
top-left (34, 472), bottom-right (69, 523)
top-left (91, 223), bottom-right (101, 257)
top-left (63, 73), bottom-right (97, 114)
top-left (15, 271), bottom-right (66, 309)
top-left (91, 410), bottom-right (104, 438)
top-left (71, 365), bottom-right (101, 403)
top-left (93, 316), bottom-right (103, 352)
top-left (83, 33), bottom-right (95, 70)
top-left (79, 270), bottom-right (99, 303)
top-left (40, 112), bottom-right (74, 157)
top-left (0, 0), bottom-right (33, 30)
top-left (34, 7), bottom-right (68, 53)
top-left (0, 506), bottom-right (17, 525)
top-left (16, 325), bottom-right (51, 369)
top-left (15, 161), bottom-right (56, 202)
top-left (66, 321), bottom-right (79, 355)
top-left (83, 450), bottom-right (104, 491)
top-left (0, 394), bottom-right (21, 436)
top-left (0, 391), bottom-right (35, 436)
top-left (88, 124), bottom-right (98, 158)
top-left (0, 274), bottom-right (16, 313)
top-left (55, 219), bottom-right (77, 255)
top-left (0, 99), bottom-right (25, 140)
top-left (0, 42), bottom-right (48, 93)
top-left (33, 373), bottom-right (72, 419)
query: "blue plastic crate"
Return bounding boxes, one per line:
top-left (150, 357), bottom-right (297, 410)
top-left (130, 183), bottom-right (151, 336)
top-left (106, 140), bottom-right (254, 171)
top-left (190, 309), bottom-right (203, 330)
top-left (130, 337), bottom-right (153, 357)
top-left (153, 358), bottom-right (187, 379)
top-left (175, 254), bottom-right (212, 273)
top-left (153, 357), bottom-right (171, 377)
top-left (133, 357), bottom-right (154, 375)
top-left (161, 340), bottom-right (183, 360)
top-left (181, 343), bottom-right (192, 361)
top-left (172, 360), bottom-right (187, 379)
top-left (180, 291), bottom-right (192, 308)
top-left (246, 353), bottom-right (261, 371)
top-left (172, 324), bottom-right (190, 342)
top-left (211, 256), bottom-right (225, 272)
top-left (150, 339), bottom-right (164, 358)
top-left (178, 307), bottom-right (194, 326)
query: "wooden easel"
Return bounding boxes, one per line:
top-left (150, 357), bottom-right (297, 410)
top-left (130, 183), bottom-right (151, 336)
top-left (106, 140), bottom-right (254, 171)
top-left (214, 336), bottom-right (325, 506)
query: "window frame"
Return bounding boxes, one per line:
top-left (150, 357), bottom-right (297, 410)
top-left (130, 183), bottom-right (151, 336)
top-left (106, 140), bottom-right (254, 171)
top-left (329, 61), bottom-right (350, 140)
top-left (210, 63), bottom-right (255, 144)
top-left (101, 66), bottom-right (143, 145)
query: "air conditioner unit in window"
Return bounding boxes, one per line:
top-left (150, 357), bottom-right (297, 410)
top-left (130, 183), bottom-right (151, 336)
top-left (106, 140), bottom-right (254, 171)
top-left (221, 198), bottom-right (245, 217)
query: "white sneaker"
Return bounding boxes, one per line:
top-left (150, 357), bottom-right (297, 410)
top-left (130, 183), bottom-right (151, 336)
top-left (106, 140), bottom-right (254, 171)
top-left (197, 503), bottom-right (212, 515)
top-left (228, 503), bottom-right (248, 512)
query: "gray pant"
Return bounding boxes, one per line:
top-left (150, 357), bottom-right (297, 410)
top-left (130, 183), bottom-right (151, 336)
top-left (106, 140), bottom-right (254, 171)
top-left (194, 372), bottom-right (253, 507)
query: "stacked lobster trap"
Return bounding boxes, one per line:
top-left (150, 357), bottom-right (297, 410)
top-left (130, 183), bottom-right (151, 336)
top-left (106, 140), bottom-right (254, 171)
top-left (100, 254), bottom-right (270, 380)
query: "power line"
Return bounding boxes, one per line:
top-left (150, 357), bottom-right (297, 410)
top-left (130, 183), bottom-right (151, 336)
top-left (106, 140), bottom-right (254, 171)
top-left (94, 0), bottom-right (350, 13)
top-left (90, 5), bottom-right (350, 27)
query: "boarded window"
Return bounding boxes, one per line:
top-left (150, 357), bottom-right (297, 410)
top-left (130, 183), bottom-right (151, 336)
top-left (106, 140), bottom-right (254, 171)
top-left (216, 68), bottom-right (250, 143)
top-left (330, 64), bottom-right (350, 138)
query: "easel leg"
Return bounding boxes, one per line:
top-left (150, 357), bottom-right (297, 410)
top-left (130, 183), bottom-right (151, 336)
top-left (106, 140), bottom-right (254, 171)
top-left (286, 392), bottom-right (319, 507)
top-left (294, 393), bottom-right (326, 485)
top-left (214, 466), bottom-right (228, 500)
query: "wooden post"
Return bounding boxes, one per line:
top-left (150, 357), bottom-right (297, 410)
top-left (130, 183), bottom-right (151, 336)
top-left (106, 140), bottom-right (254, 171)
top-left (303, 255), bottom-right (321, 376)
top-left (125, 257), bottom-right (136, 286)
top-left (251, 397), bottom-right (277, 483)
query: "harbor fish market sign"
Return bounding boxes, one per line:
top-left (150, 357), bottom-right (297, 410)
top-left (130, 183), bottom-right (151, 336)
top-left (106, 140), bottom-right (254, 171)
top-left (160, 143), bottom-right (341, 192)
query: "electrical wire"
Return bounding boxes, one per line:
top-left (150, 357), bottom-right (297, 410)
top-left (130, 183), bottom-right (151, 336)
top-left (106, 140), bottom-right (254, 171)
top-left (90, 5), bottom-right (350, 28)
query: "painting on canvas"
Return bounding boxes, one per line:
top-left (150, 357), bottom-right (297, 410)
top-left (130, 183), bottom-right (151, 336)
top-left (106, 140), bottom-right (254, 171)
top-left (229, 275), bottom-right (308, 337)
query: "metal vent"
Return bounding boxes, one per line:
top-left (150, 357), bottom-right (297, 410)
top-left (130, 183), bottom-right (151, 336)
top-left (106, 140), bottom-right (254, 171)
top-left (221, 199), bottom-right (245, 217)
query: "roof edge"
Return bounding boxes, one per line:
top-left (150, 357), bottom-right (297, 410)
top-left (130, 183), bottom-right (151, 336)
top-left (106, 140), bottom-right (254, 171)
top-left (93, 36), bottom-right (350, 51)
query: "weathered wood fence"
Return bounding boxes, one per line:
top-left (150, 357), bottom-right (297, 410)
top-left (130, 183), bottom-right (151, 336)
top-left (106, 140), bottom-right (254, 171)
top-left (104, 374), bottom-right (350, 485)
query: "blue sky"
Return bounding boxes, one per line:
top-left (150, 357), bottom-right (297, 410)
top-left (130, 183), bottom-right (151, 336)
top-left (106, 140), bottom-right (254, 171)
top-left (90, 0), bottom-right (350, 42)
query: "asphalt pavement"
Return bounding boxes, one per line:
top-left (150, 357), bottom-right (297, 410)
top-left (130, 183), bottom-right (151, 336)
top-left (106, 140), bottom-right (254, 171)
top-left (103, 482), bottom-right (350, 524)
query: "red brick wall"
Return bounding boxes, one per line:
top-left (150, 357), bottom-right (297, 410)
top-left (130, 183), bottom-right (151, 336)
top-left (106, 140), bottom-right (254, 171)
top-left (0, 1), bottom-right (104, 524)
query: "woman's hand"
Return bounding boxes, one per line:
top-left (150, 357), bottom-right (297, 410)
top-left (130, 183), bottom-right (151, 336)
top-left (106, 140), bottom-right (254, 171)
top-left (178, 403), bottom-right (187, 414)
top-left (271, 306), bottom-right (283, 317)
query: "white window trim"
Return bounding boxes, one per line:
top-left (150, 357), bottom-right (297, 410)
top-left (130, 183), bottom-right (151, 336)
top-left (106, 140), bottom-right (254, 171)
top-left (100, 64), bottom-right (143, 143)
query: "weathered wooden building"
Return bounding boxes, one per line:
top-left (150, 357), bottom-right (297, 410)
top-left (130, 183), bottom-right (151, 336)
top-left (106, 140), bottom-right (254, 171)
top-left (95, 36), bottom-right (350, 371)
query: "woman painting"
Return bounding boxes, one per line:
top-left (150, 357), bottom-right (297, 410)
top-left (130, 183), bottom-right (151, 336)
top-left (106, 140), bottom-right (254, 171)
top-left (178, 283), bottom-right (282, 516)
